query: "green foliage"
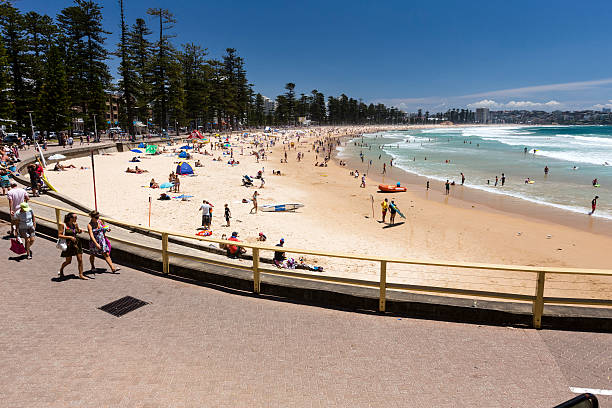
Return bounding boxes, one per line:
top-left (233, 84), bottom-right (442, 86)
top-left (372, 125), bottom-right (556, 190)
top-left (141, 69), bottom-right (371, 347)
top-left (37, 45), bottom-right (70, 133)
top-left (58, 0), bottom-right (110, 131)
top-left (0, 1), bottom-right (407, 134)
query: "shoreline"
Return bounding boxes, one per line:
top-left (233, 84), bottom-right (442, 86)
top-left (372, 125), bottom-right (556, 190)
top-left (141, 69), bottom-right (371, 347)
top-left (336, 128), bottom-right (612, 238)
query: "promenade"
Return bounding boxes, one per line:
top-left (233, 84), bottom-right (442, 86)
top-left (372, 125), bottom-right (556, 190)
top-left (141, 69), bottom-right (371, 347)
top-left (1, 219), bottom-right (611, 407)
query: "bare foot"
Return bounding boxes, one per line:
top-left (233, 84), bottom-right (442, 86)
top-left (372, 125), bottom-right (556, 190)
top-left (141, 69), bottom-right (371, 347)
top-left (79, 275), bottom-right (89, 280)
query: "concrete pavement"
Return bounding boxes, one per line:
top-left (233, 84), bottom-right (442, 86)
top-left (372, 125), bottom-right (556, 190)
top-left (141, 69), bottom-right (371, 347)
top-left (1, 220), bottom-right (610, 407)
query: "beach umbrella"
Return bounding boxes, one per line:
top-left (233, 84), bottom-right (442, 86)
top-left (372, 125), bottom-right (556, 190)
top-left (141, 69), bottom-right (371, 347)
top-left (130, 149), bottom-right (143, 153)
top-left (48, 154), bottom-right (66, 160)
top-left (160, 182), bottom-right (174, 189)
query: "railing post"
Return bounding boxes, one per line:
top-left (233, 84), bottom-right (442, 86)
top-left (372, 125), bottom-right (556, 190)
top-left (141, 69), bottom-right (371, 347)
top-left (55, 208), bottom-right (61, 231)
top-left (533, 271), bottom-right (545, 329)
top-left (252, 247), bottom-right (260, 294)
top-left (379, 261), bottom-right (387, 312)
top-left (162, 233), bottom-right (169, 274)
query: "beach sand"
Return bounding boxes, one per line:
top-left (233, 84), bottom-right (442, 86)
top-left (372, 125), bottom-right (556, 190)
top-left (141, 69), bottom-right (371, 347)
top-left (45, 126), bottom-right (612, 300)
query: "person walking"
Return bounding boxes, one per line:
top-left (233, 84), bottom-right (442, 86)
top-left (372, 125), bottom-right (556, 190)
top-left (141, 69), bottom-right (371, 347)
top-left (87, 211), bottom-right (118, 273)
top-left (224, 203), bottom-right (231, 227)
top-left (381, 198), bottom-right (389, 223)
top-left (445, 180), bottom-right (450, 195)
top-left (199, 200), bottom-right (212, 228)
top-left (27, 164), bottom-right (40, 197)
top-left (58, 212), bottom-right (87, 279)
top-left (15, 202), bottom-right (36, 259)
top-left (7, 181), bottom-right (29, 237)
top-left (591, 196), bottom-right (599, 215)
top-left (250, 190), bottom-right (259, 214)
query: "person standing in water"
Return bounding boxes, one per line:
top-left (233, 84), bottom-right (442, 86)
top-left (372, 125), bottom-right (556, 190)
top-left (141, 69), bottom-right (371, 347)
top-left (501, 173), bottom-right (506, 186)
top-left (495, 176), bottom-right (499, 186)
top-left (544, 166), bottom-right (549, 175)
top-left (591, 196), bottom-right (599, 215)
top-left (461, 172), bottom-right (465, 185)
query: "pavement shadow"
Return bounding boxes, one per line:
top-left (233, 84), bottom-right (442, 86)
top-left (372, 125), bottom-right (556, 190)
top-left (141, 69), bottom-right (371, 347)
top-left (382, 222), bottom-right (405, 229)
top-left (51, 274), bottom-right (80, 282)
top-left (8, 254), bottom-right (28, 262)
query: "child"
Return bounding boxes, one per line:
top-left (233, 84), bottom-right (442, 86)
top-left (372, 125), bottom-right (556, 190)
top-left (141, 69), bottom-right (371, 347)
top-left (224, 204), bottom-right (231, 227)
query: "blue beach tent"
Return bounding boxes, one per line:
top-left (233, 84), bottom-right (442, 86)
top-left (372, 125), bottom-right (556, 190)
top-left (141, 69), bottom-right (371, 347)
top-left (138, 143), bottom-right (146, 148)
top-left (178, 150), bottom-right (188, 158)
top-left (176, 161), bottom-right (194, 175)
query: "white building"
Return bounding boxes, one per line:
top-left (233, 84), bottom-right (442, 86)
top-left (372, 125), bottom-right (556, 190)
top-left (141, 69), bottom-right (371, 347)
top-left (475, 108), bottom-right (490, 124)
top-left (262, 96), bottom-right (276, 115)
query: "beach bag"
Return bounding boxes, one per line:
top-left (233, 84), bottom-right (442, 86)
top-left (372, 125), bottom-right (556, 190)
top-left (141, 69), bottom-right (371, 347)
top-left (56, 238), bottom-right (68, 252)
top-left (10, 238), bottom-right (26, 255)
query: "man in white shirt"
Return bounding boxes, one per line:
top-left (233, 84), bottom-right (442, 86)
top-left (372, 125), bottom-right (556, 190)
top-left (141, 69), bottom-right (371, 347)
top-left (199, 200), bottom-right (212, 229)
top-left (7, 181), bottom-right (29, 237)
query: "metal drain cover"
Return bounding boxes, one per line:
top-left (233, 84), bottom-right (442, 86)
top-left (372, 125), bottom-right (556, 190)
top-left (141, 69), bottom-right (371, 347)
top-left (99, 296), bottom-right (148, 317)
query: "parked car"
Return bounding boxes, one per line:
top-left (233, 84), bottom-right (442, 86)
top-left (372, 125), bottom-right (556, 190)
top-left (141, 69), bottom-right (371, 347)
top-left (3, 133), bottom-right (19, 144)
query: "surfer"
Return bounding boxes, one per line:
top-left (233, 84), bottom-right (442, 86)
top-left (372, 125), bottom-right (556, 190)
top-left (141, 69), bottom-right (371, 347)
top-left (591, 196), bottom-right (599, 215)
top-left (389, 200), bottom-right (397, 224)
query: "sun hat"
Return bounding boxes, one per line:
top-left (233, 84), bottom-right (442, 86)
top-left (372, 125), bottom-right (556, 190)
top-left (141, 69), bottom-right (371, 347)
top-left (20, 202), bottom-right (31, 212)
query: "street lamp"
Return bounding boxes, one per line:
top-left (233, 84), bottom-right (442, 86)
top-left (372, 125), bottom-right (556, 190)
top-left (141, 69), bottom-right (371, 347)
top-left (92, 113), bottom-right (98, 142)
top-left (27, 111), bottom-right (35, 141)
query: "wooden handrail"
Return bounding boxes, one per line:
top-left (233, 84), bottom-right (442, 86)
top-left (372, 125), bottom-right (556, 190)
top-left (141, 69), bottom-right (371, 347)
top-left (26, 199), bottom-right (612, 329)
top-left (29, 199), bottom-right (612, 276)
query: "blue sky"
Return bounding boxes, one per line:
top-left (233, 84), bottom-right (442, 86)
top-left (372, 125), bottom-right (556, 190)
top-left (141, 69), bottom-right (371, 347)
top-left (15, 0), bottom-right (612, 112)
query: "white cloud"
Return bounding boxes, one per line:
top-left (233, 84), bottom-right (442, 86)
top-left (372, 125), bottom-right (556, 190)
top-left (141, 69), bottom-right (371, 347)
top-left (463, 78), bottom-right (612, 98)
top-left (593, 100), bottom-right (612, 109)
top-left (467, 99), bottom-right (561, 110)
top-left (505, 100), bottom-right (561, 109)
top-left (467, 99), bottom-right (501, 109)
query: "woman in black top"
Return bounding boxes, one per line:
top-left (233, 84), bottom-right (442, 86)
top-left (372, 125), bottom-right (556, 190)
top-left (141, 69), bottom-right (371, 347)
top-left (58, 212), bottom-right (86, 279)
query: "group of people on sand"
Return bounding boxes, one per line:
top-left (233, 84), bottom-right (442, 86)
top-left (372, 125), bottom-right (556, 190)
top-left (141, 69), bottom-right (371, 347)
top-left (168, 171), bottom-right (180, 192)
top-left (126, 166), bottom-right (148, 174)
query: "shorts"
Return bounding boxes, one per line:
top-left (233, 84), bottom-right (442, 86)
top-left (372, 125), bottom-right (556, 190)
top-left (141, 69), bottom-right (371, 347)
top-left (202, 214), bottom-right (211, 225)
top-left (0, 179), bottom-right (9, 188)
top-left (19, 227), bottom-right (35, 238)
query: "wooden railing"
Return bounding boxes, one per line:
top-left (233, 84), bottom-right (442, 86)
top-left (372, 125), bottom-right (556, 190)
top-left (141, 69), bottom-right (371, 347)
top-left (29, 199), bottom-right (612, 329)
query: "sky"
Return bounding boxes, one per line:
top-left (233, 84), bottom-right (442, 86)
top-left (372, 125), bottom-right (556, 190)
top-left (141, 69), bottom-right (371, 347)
top-left (13, 0), bottom-right (612, 112)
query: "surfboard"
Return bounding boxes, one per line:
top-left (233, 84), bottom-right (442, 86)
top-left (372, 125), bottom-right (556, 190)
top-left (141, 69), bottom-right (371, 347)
top-left (594, 184), bottom-right (601, 187)
top-left (41, 173), bottom-right (57, 192)
top-left (260, 203), bottom-right (304, 212)
top-left (390, 203), bottom-right (406, 219)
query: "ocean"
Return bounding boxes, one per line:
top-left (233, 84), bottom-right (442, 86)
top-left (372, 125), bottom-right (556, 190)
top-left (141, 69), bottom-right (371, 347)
top-left (340, 125), bottom-right (612, 219)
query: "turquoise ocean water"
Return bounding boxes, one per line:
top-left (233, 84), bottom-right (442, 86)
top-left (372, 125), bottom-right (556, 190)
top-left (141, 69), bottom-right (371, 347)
top-left (340, 126), bottom-right (612, 219)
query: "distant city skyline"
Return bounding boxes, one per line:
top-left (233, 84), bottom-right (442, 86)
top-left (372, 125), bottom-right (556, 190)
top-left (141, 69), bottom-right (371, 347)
top-left (17, 0), bottom-right (612, 112)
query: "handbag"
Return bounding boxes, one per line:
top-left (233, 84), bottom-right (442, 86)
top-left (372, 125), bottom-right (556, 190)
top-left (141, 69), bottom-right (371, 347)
top-left (56, 238), bottom-right (68, 252)
top-left (10, 238), bottom-right (27, 255)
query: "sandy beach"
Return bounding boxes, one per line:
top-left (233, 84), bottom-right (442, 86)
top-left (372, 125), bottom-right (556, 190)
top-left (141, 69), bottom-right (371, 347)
top-left (45, 126), bottom-right (612, 300)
